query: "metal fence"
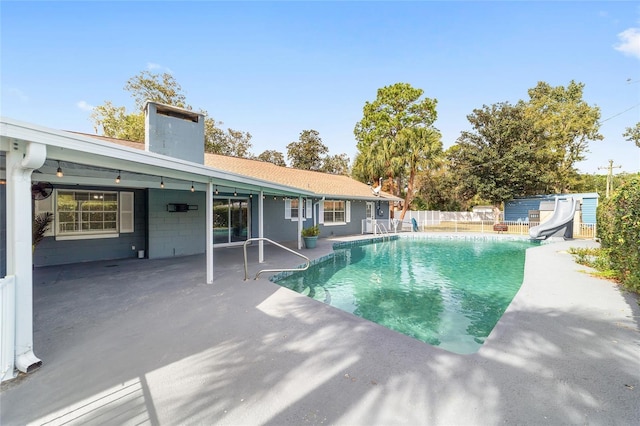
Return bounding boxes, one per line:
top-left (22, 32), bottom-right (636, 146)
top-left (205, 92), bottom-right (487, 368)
top-left (364, 211), bottom-right (597, 240)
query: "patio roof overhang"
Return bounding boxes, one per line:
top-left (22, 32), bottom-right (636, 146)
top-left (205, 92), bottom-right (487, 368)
top-left (0, 118), bottom-right (313, 197)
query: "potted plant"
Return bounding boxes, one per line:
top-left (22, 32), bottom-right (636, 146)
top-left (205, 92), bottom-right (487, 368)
top-left (33, 212), bottom-right (53, 253)
top-left (301, 224), bottom-right (320, 249)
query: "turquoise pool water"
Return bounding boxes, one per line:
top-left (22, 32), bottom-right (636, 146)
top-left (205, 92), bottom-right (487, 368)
top-left (273, 238), bottom-right (538, 354)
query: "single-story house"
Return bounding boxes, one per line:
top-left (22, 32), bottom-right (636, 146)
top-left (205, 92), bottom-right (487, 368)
top-left (0, 102), bottom-right (399, 382)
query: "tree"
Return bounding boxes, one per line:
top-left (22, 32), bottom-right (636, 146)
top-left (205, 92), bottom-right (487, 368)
top-left (125, 71), bottom-right (188, 110)
top-left (91, 101), bottom-right (144, 142)
top-left (448, 102), bottom-right (552, 208)
top-left (395, 127), bottom-right (443, 218)
top-left (91, 71), bottom-right (254, 158)
top-left (524, 80), bottom-right (603, 193)
top-left (287, 130), bottom-right (329, 170)
top-left (353, 82), bottom-right (440, 219)
top-left (321, 153), bottom-right (350, 175)
top-left (257, 150), bottom-right (287, 166)
top-left (623, 122), bottom-right (640, 148)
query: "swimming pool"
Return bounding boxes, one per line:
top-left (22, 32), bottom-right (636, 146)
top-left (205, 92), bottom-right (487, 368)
top-left (273, 237), bottom-right (539, 354)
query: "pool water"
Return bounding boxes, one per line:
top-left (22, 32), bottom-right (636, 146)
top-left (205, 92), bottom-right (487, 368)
top-left (274, 238), bottom-right (538, 354)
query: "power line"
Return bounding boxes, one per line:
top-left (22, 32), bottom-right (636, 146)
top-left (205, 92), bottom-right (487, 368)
top-left (599, 103), bottom-right (640, 125)
top-left (597, 159), bottom-right (622, 197)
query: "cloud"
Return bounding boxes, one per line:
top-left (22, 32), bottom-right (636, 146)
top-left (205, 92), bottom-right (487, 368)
top-left (614, 28), bottom-right (640, 59)
top-left (76, 100), bottom-right (94, 111)
top-left (8, 88), bottom-right (29, 103)
top-left (147, 62), bottom-right (173, 73)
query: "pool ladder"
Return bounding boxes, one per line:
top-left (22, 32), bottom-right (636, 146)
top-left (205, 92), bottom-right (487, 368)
top-left (243, 237), bottom-right (310, 280)
top-left (374, 222), bottom-right (391, 240)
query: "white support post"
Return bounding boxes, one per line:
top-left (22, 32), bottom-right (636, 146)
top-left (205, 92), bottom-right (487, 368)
top-left (206, 181), bottom-right (214, 284)
top-left (6, 141), bottom-right (46, 376)
top-left (298, 195), bottom-right (303, 250)
top-left (259, 190), bottom-right (264, 263)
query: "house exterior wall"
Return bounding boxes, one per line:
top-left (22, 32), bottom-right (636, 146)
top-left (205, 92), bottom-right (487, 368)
top-left (248, 197), bottom-right (390, 243)
top-left (147, 189), bottom-right (206, 258)
top-left (32, 187), bottom-right (147, 267)
top-left (251, 197), bottom-right (301, 242)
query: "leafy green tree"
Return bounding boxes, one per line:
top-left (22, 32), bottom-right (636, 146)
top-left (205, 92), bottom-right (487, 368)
top-left (286, 130), bottom-right (329, 170)
top-left (448, 102), bottom-right (552, 208)
top-left (396, 127), bottom-right (442, 218)
top-left (91, 101), bottom-right (144, 142)
top-left (623, 122), bottom-right (640, 148)
top-left (353, 83), bottom-right (440, 218)
top-left (125, 70), bottom-right (188, 110)
top-left (321, 153), bottom-right (350, 175)
top-left (524, 80), bottom-right (603, 192)
top-left (257, 150), bottom-right (287, 166)
top-left (91, 71), bottom-right (254, 158)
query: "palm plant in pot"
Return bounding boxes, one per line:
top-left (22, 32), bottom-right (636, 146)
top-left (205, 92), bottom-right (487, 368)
top-left (33, 212), bottom-right (53, 253)
top-left (301, 224), bottom-right (320, 249)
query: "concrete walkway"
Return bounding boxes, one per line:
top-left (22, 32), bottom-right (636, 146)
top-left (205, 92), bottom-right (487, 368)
top-left (1, 236), bottom-right (639, 425)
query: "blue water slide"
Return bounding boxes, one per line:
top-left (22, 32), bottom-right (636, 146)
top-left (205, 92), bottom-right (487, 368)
top-left (529, 197), bottom-right (577, 240)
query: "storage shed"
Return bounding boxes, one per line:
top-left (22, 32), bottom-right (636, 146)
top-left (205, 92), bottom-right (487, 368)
top-left (504, 193), bottom-right (599, 224)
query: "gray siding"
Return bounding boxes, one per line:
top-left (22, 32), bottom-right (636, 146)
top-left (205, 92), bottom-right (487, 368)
top-left (33, 187), bottom-right (147, 267)
top-left (252, 197), bottom-right (300, 242)
top-left (148, 189), bottom-right (206, 258)
top-left (249, 197), bottom-right (390, 242)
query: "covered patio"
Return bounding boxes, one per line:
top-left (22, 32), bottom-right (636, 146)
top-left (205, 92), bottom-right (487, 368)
top-left (1, 237), bottom-right (638, 425)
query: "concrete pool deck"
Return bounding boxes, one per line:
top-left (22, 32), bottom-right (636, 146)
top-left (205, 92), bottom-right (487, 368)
top-left (1, 234), bottom-right (639, 425)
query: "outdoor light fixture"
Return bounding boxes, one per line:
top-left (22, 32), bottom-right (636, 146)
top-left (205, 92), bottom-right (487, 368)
top-left (215, 185), bottom-right (219, 195)
top-left (160, 177), bottom-right (165, 189)
top-left (56, 161), bottom-right (63, 178)
top-left (191, 182), bottom-right (195, 192)
top-left (249, 192), bottom-right (253, 198)
top-left (116, 171), bottom-right (121, 184)
top-left (234, 188), bottom-right (237, 197)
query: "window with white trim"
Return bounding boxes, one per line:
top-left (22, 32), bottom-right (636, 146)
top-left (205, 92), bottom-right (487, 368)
top-left (284, 198), bottom-right (313, 221)
top-left (35, 190), bottom-right (135, 239)
top-left (320, 200), bottom-right (350, 225)
top-left (57, 190), bottom-right (119, 235)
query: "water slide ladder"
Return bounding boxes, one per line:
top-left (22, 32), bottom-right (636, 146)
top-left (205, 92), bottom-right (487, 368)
top-left (242, 237), bottom-right (310, 281)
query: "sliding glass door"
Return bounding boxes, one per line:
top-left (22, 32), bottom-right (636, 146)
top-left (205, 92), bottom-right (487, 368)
top-left (213, 198), bottom-right (249, 245)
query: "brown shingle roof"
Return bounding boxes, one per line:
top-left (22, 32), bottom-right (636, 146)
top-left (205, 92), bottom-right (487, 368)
top-left (69, 132), bottom-right (399, 201)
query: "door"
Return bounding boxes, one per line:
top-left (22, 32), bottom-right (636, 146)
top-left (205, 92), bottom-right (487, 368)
top-left (365, 202), bottom-right (375, 233)
top-left (213, 198), bottom-right (249, 245)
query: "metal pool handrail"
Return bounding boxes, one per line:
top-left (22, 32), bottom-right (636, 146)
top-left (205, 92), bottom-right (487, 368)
top-left (243, 237), bottom-right (310, 281)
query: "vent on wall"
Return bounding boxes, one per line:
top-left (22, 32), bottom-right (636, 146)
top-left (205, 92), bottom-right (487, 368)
top-left (156, 105), bottom-right (199, 123)
top-left (166, 203), bottom-right (198, 212)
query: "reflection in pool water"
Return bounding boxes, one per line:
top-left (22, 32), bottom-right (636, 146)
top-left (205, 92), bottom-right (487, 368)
top-left (273, 238), bottom-right (538, 354)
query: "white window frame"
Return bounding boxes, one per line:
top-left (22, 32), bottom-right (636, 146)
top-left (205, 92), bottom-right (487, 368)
top-left (319, 200), bottom-right (350, 226)
top-left (284, 198), bottom-right (312, 221)
top-left (34, 189), bottom-right (135, 241)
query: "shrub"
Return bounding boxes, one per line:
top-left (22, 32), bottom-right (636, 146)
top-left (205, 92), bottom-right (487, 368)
top-left (597, 175), bottom-right (640, 293)
top-left (301, 224), bottom-right (320, 237)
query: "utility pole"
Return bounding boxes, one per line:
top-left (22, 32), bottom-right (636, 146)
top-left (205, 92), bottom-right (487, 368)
top-left (597, 159), bottom-right (622, 198)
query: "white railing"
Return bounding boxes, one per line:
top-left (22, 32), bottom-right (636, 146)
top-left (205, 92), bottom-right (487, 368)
top-left (243, 238), bottom-right (310, 280)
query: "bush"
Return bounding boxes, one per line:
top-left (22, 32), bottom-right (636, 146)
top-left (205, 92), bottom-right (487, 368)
top-left (597, 175), bottom-right (640, 293)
